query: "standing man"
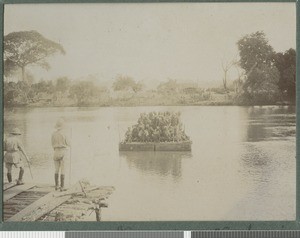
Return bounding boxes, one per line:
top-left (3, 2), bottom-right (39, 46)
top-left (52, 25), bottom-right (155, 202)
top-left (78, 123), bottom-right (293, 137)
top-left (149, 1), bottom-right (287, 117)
top-left (51, 118), bottom-right (70, 191)
top-left (4, 128), bottom-right (30, 185)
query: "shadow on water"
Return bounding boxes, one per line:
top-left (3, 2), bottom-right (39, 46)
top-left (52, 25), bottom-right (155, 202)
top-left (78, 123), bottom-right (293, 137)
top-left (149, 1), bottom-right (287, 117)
top-left (246, 123), bottom-right (270, 142)
top-left (245, 106), bottom-right (296, 142)
top-left (120, 151), bottom-right (192, 180)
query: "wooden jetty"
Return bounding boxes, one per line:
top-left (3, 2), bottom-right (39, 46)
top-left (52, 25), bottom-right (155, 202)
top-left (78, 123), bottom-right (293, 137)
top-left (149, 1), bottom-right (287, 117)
top-left (3, 180), bottom-right (114, 222)
top-left (119, 141), bottom-right (192, 151)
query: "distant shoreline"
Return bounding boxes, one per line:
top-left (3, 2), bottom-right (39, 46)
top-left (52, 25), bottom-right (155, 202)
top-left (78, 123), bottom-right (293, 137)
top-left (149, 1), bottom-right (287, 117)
top-left (4, 101), bottom-right (295, 109)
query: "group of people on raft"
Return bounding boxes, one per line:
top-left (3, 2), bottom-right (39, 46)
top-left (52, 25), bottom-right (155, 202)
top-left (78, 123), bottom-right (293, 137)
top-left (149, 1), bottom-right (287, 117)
top-left (123, 111), bottom-right (190, 143)
top-left (4, 118), bottom-right (70, 191)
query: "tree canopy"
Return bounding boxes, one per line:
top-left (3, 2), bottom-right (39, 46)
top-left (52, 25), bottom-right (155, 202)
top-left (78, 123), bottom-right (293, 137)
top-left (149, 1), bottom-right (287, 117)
top-left (236, 31), bottom-right (280, 104)
top-left (69, 81), bottom-right (104, 105)
top-left (274, 48), bottom-right (296, 101)
top-left (157, 79), bottom-right (178, 94)
top-left (112, 75), bottom-right (143, 93)
top-left (55, 77), bottom-right (70, 93)
top-left (4, 30), bottom-right (65, 82)
top-left (242, 64), bottom-right (280, 104)
top-left (237, 31), bottom-right (275, 73)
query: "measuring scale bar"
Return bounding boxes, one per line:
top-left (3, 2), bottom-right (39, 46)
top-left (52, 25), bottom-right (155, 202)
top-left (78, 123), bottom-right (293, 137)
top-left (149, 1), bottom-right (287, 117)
top-left (1, 231), bottom-right (300, 238)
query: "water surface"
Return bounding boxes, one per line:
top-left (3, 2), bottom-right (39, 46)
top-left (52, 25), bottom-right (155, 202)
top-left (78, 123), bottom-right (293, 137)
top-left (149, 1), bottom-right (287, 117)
top-left (3, 106), bottom-right (296, 221)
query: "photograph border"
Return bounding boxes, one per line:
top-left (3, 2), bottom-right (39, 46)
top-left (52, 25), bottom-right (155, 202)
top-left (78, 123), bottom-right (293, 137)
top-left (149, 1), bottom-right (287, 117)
top-left (0, 0), bottom-right (299, 231)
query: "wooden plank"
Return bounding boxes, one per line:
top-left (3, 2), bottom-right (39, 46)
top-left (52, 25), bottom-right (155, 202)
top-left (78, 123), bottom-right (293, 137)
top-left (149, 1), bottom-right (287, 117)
top-left (3, 182), bottom-right (17, 191)
top-left (53, 185), bottom-right (106, 198)
top-left (7, 183), bottom-right (80, 222)
top-left (4, 184), bottom-right (36, 202)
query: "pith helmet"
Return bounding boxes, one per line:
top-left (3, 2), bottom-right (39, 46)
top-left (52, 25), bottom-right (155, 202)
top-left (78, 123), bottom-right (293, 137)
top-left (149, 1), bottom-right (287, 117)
top-left (10, 128), bottom-right (21, 135)
top-left (55, 118), bottom-right (65, 130)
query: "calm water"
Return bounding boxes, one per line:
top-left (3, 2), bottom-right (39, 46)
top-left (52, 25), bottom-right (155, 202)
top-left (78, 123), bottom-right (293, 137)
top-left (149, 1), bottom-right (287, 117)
top-left (3, 106), bottom-right (296, 221)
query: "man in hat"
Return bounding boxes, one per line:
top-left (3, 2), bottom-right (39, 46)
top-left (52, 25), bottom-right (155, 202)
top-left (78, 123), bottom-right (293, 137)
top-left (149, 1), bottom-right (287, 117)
top-left (51, 118), bottom-right (70, 191)
top-left (4, 128), bottom-right (30, 185)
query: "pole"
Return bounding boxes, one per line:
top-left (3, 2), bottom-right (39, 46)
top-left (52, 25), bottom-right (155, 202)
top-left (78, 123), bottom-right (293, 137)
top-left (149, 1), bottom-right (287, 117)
top-left (22, 152), bottom-right (33, 179)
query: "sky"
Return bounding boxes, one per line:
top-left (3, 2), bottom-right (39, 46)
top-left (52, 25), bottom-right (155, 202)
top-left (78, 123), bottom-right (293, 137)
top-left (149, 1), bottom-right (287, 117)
top-left (4, 3), bottom-right (296, 88)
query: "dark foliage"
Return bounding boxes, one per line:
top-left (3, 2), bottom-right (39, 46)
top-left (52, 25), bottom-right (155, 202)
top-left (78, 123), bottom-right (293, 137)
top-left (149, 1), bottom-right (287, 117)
top-left (4, 31), bottom-right (65, 81)
top-left (123, 111), bottom-right (190, 143)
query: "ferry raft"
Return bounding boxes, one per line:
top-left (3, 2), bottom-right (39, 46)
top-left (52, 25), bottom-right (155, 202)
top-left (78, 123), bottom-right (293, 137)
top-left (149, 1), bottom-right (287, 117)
top-left (119, 141), bottom-right (192, 151)
top-left (3, 180), bottom-right (114, 222)
top-left (120, 111), bottom-right (192, 152)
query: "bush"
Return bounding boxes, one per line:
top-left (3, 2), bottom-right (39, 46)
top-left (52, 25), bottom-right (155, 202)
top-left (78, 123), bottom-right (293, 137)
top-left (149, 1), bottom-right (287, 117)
top-left (123, 111), bottom-right (190, 143)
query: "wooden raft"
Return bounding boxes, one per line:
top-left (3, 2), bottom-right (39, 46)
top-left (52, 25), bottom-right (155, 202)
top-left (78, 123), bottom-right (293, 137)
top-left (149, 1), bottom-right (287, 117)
top-left (40, 186), bottom-right (115, 221)
top-left (3, 181), bottom-right (115, 222)
top-left (4, 182), bottom-right (17, 191)
top-left (4, 184), bottom-right (36, 202)
top-left (119, 141), bottom-right (192, 151)
top-left (3, 185), bottom-right (50, 221)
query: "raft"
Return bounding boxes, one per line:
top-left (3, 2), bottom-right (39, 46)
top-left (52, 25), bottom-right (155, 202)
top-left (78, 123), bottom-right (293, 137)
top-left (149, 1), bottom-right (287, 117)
top-left (3, 180), bottom-right (114, 222)
top-left (119, 141), bottom-right (192, 151)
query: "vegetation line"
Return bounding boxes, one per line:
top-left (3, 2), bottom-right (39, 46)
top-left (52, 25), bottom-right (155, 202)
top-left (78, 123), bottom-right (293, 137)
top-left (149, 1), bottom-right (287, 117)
top-left (4, 31), bottom-right (295, 108)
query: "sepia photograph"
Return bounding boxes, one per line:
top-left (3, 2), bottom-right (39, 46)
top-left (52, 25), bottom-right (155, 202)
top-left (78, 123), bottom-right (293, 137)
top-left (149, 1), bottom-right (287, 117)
top-left (2, 2), bottom-right (296, 222)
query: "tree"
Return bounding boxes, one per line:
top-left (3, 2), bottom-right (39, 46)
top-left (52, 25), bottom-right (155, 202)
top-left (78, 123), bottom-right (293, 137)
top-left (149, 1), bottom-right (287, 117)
top-left (232, 63), bottom-right (245, 94)
top-left (157, 79), bottom-right (178, 94)
top-left (132, 81), bottom-right (144, 93)
top-left (274, 48), bottom-right (296, 102)
top-left (4, 59), bottom-right (19, 78)
top-left (236, 31), bottom-right (279, 104)
top-left (112, 75), bottom-right (143, 93)
top-left (55, 77), bottom-right (70, 93)
top-left (4, 31), bottom-right (65, 82)
top-left (32, 79), bottom-right (55, 95)
top-left (237, 31), bottom-right (275, 73)
top-left (69, 81), bottom-right (100, 105)
top-left (221, 58), bottom-right (238, 92)
top-left (242, 65), bottom-right (280, 104)
top-left (4, 82), bottom-right (18, 106)
top-left (4, 81), bottom-right (34, 106)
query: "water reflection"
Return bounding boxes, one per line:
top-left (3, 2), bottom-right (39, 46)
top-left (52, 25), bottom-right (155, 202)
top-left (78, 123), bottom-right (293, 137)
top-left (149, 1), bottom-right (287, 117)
top-left (240, 144), bottom-right (272, 182)
top-left (245, 106), bottom-right (296, 142)
top-left (246, 123), bottom-right (270, 142)
top-left (121, 151), bottom-right (191, 180)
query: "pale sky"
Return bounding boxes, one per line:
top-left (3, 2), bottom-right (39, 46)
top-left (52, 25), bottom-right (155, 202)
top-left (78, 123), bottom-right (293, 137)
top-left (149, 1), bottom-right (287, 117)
top-left (4, 3), bottom-right (296, 87)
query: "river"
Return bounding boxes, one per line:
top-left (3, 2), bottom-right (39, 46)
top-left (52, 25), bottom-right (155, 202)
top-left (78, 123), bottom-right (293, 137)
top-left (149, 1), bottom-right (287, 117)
top-left (3, 105), bottom-right (296, 221)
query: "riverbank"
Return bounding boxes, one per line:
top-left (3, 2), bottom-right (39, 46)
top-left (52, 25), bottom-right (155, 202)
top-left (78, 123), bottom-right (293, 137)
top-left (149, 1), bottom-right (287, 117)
top-left (4, 99), bottom-right (294, 108)
top-left (5, 79), bottom-right (295, 108)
